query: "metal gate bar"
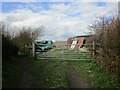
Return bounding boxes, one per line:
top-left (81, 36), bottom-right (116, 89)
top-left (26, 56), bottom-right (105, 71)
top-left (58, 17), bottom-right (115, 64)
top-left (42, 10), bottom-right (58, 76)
top-left (36, 57), bottom-right (92, 61)
top-left (33, 42), bottom-right (96, 61)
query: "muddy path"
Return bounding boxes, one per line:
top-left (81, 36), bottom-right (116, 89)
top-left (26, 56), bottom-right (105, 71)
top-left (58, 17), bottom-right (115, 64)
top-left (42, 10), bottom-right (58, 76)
top-left (18, 56), bottom-right (91, 88)
top-left (19, 56), bottom-right (35, 88)
top-left (67, 61), bottom-right (92, 88)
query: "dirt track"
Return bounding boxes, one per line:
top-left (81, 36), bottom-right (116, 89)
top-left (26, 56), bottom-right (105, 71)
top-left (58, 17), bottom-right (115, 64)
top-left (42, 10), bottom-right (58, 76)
top-left (19, 56), bottom-right (35, 88)
top-left (19, 56), bottom-right (91, 88)
top-left (67, 62), bottom-right (91, 88)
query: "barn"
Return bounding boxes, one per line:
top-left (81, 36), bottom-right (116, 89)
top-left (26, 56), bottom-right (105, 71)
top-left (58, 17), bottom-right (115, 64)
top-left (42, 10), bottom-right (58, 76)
top-left (67, 35), bottom-right (93, 49)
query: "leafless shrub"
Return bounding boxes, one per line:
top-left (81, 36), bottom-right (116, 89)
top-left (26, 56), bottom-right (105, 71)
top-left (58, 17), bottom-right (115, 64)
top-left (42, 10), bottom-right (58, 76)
top-left (89, 15), bottom-right (120, 77)
top-left (13, 26), bottom-right (44, 54)
top-left (1, 23), bottom-right (44, 54)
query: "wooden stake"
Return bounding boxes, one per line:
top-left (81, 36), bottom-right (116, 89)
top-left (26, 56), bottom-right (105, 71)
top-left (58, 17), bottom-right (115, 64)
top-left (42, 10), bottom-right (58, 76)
top-left (93, 41), bottom-right (95, 59)
top-left (32, 42), bottom-right (35, 58)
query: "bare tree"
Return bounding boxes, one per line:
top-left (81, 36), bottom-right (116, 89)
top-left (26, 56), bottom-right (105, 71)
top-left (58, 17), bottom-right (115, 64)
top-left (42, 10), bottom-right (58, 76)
top-left (13, 26), bottom-right (44, 54)
top-left (31, 26), bottom-right (44, 41)
top-left (0, 24), bottom-right (11, 38)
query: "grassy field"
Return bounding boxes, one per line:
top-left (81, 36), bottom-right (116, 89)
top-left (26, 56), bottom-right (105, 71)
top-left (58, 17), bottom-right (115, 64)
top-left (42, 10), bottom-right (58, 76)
top-left (37, 49), bottom-right (119, 88)
top-left (3, 54), bottom-right (70, 88)
top-left (2, 49), bottom-right (120, 88)
top-left (30, 59), bottom-right (69, 88)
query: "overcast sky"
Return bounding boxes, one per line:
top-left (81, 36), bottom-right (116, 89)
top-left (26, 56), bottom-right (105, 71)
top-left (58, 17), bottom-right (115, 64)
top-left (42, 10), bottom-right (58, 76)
top-left (0, 1), bottom-right (118, 41)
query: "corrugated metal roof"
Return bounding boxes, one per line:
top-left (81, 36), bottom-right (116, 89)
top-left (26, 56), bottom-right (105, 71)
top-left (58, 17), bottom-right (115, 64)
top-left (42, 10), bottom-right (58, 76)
top-left (73, 34), bottom-right (93, 38)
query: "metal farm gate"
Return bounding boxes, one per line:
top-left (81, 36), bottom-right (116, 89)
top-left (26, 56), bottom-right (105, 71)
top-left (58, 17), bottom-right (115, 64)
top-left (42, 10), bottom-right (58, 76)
top-left (32, 41), bottom-right (97, 61)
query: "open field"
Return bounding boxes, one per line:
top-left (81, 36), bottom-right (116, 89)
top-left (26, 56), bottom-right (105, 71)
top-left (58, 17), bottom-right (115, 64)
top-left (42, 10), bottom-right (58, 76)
top-left (2, 50), bottom-right (120, 88)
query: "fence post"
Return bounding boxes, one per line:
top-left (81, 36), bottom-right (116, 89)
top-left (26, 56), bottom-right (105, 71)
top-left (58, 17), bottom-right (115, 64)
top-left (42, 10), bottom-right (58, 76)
top-left (32, 42), bottom-right (36, 58)
top-left (93, 41), bottom-right (95, 59)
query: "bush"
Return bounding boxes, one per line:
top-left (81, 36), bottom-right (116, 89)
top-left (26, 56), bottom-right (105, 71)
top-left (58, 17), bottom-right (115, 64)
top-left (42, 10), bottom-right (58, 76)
top-left (2, 35), bottom-right (19, 61)
top-left (89, 16), bottom-right (120, 81)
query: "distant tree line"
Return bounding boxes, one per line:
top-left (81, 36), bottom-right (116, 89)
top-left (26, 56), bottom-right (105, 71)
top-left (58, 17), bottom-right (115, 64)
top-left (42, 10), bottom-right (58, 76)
top-left (1, 24), bottom-right (44, 61)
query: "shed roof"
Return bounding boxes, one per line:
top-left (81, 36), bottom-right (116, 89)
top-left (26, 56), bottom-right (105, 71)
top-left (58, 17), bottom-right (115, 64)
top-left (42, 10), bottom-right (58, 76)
top-left (73, 34), bottom-right (93, 38)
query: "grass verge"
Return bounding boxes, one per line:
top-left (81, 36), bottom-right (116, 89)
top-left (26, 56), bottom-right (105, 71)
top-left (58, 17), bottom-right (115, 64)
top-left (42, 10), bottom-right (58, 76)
top-left (2, 56), bottom-right (23, 88)
top-left (71, 60), bottom-right (119, 88)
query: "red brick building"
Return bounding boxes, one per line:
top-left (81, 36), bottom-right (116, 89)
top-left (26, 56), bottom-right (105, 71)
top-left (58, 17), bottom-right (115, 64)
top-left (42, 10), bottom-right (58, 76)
top-left (67, 35), bottom-right (92, 49)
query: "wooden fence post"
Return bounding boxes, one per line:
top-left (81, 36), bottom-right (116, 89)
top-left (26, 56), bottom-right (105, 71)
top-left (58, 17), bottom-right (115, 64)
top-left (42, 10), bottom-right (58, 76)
top-left (93, 41), bottom-right (95, 59)
top-left (32, 42), bottom-right (35, 58)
